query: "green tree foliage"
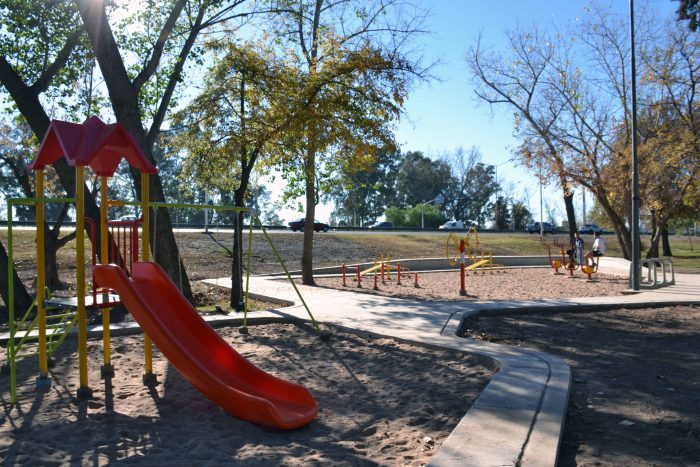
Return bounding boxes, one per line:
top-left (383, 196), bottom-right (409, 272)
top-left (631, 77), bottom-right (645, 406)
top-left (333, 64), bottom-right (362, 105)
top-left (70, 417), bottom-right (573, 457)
top-left (171, 39), bottom-right (301, 200)
top-left (384, 205), bottom-right (446, 228)
top-left (269, 0), bottom-right (431, 284)
top-left (330, 149), bottom-right (401, 226)
top-left (441, 146), bottom-right (482, 222)
top-left (395, 151), bottom-right (451, 208)
top-left (462, 163), bottom-right (499, 227)
top-left (0, 120), bottom-right (78, 290)
top-left (170, 38), bottom-right (306, 305)
top-left (493, 195), bottom-right (512, 229)
top-left (511, 201), bottom-right (532, 230)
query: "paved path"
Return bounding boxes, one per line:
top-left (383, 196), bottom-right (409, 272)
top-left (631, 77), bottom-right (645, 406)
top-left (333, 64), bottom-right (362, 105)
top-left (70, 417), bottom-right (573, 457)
top-left (206, 259), bottom-right (700, 466)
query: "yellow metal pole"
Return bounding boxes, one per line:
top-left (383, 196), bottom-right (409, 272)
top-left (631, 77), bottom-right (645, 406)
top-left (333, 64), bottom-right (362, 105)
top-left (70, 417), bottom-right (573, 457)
top-left (140, 173), bottom-right (155, 384)
top-left (76, 166), bottom-right (92, 398)
top-left (100, 176), bottom-right (113, 377)
top-left (35, 169), bottom-right (49, 381)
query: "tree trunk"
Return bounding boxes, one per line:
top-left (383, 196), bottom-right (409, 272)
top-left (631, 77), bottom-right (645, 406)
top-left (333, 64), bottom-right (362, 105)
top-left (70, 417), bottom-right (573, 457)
top-left (230, 73), bottom-right (246, 309)
top-left (302, 141), bottom-right (317, 286)
top-left (661, 228), bottom-right (673, 256)
top-left (77, 1), bottom-right (191, 298)
top-left (44, 236), bottom-right (62, 289)
top-left (137, 175), bottom-right (192, 298)
top-left (647, 229), bottom-right (661, 259)
top-left (229, 171), bottom-right (247, 309)
top-left (594, 190), bottom-right (631, 259)
top-left (230, 211), bottom-right (244, 309)
top-left (0, 242), bottom-right (33, 323)
top-left (563, 190), bottom-right (577, 244)
top-left (0, 56), bottom-right (111, 271)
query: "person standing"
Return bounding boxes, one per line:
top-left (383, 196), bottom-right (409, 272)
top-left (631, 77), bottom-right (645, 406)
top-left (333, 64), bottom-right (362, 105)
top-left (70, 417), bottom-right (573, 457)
top-left (574, 232), bottom-right (585, 265)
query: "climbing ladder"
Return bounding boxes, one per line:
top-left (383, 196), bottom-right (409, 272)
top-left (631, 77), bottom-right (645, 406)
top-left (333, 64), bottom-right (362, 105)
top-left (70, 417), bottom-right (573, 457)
top-left (4, 290), bottom-right (78, 373)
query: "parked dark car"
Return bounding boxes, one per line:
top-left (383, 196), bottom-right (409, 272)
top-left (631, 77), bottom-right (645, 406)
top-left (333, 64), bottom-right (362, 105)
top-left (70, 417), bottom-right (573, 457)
top-left (368, 221), bottom-right (393, 229)
top-left (287, 218), bottom-right (329, 232)
top-left (525, 221), bottom-right (556, 234)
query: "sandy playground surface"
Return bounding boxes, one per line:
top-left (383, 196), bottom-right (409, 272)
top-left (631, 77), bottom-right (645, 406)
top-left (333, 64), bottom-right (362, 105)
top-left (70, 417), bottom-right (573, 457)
top-left (1, 323), bottom-right (492, 466)
top-left (314, 267), bottom-right (629, 301)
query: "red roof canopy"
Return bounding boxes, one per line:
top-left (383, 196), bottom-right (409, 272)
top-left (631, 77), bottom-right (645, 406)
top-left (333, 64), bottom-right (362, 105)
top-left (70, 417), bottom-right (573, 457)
top-left (28, 116), bottom-right (158, 176)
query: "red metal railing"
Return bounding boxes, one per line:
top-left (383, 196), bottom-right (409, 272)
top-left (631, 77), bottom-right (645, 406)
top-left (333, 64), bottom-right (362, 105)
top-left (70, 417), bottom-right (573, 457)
top-left (86, 217), bottom-right (142, 309)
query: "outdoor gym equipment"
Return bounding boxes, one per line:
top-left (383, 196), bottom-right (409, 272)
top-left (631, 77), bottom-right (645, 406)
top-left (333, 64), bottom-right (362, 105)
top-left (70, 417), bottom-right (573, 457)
top-left (4, 116), bottom-right (318, 429)
top-left (446, 228), bottom-right (504, 277)
top-left (545, 244), bottom-right (566, 275)
top-left (544, 240), bottom-right (599, 281)
top-left (582, 255), bottom-right (601, 281)
top-left (342, 254), bottom-right (417, 290)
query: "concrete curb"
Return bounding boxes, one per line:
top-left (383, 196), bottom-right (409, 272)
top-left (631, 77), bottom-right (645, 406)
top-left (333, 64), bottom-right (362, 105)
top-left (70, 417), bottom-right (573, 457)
top-left (428, 311), bottom-right (570, 466)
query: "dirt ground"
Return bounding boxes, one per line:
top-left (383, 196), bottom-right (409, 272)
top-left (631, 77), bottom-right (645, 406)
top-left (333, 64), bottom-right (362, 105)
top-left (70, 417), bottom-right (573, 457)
top-left (1, 323), bottom-right (492, 466)
top-left (8, 230), bottom-right (700, 465)
top-left (460, 306), bottom-right (700, 467)
top-left (314, 268), bottom-right (628, 302)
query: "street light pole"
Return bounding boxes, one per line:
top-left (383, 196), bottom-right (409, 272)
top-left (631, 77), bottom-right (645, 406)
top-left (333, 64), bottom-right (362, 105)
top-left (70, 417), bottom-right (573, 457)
top-left (539, 165), bottom-right (544, 237)
top-left (494, 158), bottom-right (515, 229)
top-left (630, 0), bottom-right (641, 290)
top-left (420, 194), bottom-right (444, 229)
top-left (421, 200), bottom-right (434, 229)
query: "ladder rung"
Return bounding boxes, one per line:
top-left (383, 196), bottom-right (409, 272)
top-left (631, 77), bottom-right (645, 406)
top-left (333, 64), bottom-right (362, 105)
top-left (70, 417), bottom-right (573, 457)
top-left (46, 312), bottom-right (77, 320)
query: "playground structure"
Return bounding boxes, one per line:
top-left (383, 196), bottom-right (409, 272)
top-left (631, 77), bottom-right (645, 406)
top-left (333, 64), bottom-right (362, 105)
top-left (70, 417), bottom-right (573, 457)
top-left (545, 242), bottom-right (598, 281)
top-left (342, 254), bottom-right (419, 289)
top-left (445, 228), bottom-right (504, 274)
top-left (4, 117), bottom-right (318, 430)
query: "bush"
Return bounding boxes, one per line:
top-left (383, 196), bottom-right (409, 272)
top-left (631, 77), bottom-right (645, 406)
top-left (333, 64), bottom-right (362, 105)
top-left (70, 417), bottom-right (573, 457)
top-left (384, 205), bottom-right (447, 228)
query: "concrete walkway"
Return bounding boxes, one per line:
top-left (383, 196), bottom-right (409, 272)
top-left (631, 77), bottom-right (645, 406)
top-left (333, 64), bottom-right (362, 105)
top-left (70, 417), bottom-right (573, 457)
top-left (205, 258), bottom-right (700, 466)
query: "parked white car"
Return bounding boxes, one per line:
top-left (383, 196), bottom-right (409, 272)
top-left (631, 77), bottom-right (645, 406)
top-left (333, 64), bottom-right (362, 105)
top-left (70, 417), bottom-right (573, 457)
top-left (580, 223), bottom-right (603, 234)
top-left (439, 220), bottom-right (464, 230)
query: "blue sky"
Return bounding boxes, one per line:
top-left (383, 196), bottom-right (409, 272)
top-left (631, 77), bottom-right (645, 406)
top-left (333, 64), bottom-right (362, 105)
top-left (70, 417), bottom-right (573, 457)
top-left (301, 0), bottom-right (678, 225)
top-left (391, 0), bottom-right (673, 224)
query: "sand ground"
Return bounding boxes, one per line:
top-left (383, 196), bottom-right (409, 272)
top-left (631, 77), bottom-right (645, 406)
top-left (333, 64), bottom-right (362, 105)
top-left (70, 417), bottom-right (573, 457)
top-left (314, 267), bottom-right (628, 301)
top-left (1, 323), bottom-right (492, 466)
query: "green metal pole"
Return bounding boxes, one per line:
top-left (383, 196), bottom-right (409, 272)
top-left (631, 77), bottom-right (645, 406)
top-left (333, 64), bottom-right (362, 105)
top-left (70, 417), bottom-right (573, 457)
top-left (255, 216), bottom-right (321, 333)
top-left (243, 216), bottom-right (253, 327)
top-left (7, 200), bottom-right (16, 402)
top-left (5, 197), bottom-right (75, 403)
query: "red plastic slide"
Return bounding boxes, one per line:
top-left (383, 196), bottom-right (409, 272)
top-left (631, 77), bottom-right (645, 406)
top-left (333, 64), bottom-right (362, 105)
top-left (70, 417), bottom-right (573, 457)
top-left (93, 261), bottom-right (317, 429)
